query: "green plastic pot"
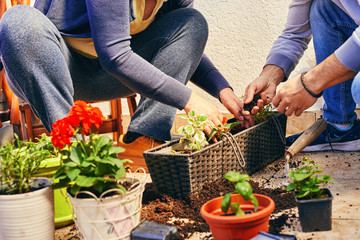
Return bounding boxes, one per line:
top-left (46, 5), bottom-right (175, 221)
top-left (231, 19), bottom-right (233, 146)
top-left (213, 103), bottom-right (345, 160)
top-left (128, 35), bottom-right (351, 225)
top-left (36, 157), bottom-right (73, 228)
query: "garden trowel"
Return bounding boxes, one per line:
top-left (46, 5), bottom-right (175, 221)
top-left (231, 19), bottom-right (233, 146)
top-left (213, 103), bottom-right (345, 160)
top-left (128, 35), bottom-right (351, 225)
top-left (283, 118), bottom-right (327, 184)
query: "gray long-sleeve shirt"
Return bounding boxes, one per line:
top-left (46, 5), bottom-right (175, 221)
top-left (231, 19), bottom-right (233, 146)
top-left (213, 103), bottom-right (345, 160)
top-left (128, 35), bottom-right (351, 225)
top-left (266, 0), bottom-right (360, 78)
top-left (33, 0), bottom-right (231, 110)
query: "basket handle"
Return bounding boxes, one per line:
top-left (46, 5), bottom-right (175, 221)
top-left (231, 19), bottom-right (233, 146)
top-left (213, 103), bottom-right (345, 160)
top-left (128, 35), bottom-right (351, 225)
top-left (268, 114), bottom-right (286, 145)
top-left (221, 132), bottom-right (246, 168)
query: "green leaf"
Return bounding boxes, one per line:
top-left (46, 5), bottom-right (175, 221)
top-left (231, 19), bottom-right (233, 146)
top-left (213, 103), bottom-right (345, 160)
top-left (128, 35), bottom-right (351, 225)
top-left (184, 126), bottom-right (195, 136)
top-left (235, 207), bottom-right (245, 216)
top-left (197, 114), bottom-right (208, 123)
top-left (75, 175), bottom-right (97, 187)
top-left (221, 193), bottom-right (231, 214)
top-left (94, 135), bottom-right (111, 152)
top-left (249, 194), bottom-right (258, 211)
top-left (194, 131), bottom-right (206, 142)
top-left (65, 161), bottom-right (78, 167)
top-left (67, 168), bottom-right (81, 181)
top-left (208, 128), bottom-right (218, 141)
top-left (108, 146), bottom-right (125, 155)
top-left (225, 172), bottom-right (250, 182)
top-left (230, 202), bottom-right (239, 214)
top-left (69, 148), bottom-right (81, 165)
top-left (235, 182), bottom-right (252, 200)
top-left (294, 172), bottom-right (313, 181)
top-left (189, 110), bottom-right (196, 118)
top-left (286, 182), bottom-right (297, 192)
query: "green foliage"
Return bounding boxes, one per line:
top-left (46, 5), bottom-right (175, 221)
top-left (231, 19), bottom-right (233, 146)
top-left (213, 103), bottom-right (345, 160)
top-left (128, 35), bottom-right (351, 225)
top-left (221, 171), bottom-right (258, 216)
top-left (253, 104), bottom-right (275, 124)
top-left (208, 121), bottom-right (241, 141)
top-left (286, 157), bottom-right (334, 199)
top-left (177, 110), bottom-right (209, 151)
top-left (53, 134), bottom-right (131, 197)
top-left (0, 134), bottom-right (58, 194)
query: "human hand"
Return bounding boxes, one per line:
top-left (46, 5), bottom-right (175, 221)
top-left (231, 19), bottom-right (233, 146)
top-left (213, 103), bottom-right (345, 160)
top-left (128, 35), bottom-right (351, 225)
top-left (219, 87), bottom-right (256, 129)
top-left (243, 65), bottom-right (284, 113)
top-left (272, 74), bottom-right (317, 116)
top-left (184, 92), bottom-right (225, 141)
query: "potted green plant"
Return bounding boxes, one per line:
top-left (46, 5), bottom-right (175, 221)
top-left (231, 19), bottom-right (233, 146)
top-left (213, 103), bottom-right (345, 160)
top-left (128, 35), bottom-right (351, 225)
top-left (286, 157), bottom-right (334, 232)
top-left (51, 100), bottom-right (146, 240)
top-left (200, 171), bottom-right (275, 240)
top-left (0, 134), bottom-right (55, 240)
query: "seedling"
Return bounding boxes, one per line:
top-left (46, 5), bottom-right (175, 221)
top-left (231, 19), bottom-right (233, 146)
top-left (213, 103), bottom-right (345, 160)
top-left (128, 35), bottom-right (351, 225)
top-left (177, 110), bottom-right (210, 151)
top-left (221, 171), bottom-right (258, 216)
top-left (208, 117), bottom-right (241, 141)
top-left (286, 157), bottom-right (334, 199)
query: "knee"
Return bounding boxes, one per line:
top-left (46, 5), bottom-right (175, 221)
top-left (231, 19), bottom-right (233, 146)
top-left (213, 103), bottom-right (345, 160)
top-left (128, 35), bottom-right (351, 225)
top-left (0, 5), bottom-right (46, 46)
top-left (351, 73), bottom-right (360, 106)
top-left (180, 8), bottom-right (209, 45)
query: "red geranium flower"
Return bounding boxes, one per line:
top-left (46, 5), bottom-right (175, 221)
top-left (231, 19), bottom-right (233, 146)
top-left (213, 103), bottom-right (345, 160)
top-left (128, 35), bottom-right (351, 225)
top-left (68, 100), bottom-right (104, 134)
top-left (50, 117), bottom-right (75, 149)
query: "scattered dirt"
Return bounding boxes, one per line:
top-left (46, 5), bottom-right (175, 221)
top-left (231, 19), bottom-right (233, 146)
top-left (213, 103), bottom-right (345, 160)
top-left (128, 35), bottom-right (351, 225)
top-left (141, 178), bottom-right (296, 239)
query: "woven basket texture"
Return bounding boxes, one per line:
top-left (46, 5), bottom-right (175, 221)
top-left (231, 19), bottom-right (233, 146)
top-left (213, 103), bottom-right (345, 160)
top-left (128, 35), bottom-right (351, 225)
top-left (143, 113), bottom-right (287, 199)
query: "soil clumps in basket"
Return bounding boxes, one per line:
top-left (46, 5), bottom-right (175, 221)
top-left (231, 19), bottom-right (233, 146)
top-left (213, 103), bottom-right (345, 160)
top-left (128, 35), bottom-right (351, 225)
top-left (141, 178), bottom-right (296, 239)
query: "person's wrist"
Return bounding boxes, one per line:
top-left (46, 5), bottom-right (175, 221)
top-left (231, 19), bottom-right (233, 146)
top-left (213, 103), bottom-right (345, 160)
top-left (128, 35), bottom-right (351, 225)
top-left (262, 65), bottom-right (285, 85)
top-left (300, 72), bottom-right (323, 98)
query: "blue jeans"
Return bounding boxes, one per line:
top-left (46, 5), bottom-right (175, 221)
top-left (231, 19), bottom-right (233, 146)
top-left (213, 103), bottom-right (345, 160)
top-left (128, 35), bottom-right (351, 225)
top-left (310, 0), bottom-right (359, 124)
top-left (0, 5), bottom-right (208, 141)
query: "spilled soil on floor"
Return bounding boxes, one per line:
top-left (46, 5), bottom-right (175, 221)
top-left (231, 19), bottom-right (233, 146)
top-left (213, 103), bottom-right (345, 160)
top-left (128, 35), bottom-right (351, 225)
top-left (141, 178), bottom-right (296, 239)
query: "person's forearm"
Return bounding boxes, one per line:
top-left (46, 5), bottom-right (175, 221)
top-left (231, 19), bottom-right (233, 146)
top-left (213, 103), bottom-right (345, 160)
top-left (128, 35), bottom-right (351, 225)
top-left (191, 54), bottom-right (231, 99)
top-left (304, 54), bottom-right (357, 95)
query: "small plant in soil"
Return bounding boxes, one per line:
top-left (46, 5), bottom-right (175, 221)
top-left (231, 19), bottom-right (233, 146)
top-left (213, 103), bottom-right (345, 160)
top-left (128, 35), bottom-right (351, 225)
top-left (176, 110), bottom-right (210, 152)
top-left (0, 134), bottom-right (57, 194)
top-left (208, 117), bottom-right (241, 141)
top-left (286, 157), bottom-right (334, 199)
top-left (221, 171), bottom-right (259, 216)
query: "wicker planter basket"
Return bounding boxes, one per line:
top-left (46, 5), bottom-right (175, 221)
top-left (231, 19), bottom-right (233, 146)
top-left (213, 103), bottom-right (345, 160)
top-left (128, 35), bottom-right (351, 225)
top-left (143, 113), bottom-right (287, 199)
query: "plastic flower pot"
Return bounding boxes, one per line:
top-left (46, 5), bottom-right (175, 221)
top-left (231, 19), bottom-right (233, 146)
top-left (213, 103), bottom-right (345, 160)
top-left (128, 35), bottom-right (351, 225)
top-left (36, 157), bottom-right (73, 228)
top-left (296, 188), bottom-right (333, 232)
top-left (201, 193), bottom-right (275, 240)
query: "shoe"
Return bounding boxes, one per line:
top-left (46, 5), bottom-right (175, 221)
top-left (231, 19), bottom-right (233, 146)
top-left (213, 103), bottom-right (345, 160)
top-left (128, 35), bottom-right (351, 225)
top-left (286, 119), bottom-right (360, 152)
top-left (117, 134), bottom-right (165, 172)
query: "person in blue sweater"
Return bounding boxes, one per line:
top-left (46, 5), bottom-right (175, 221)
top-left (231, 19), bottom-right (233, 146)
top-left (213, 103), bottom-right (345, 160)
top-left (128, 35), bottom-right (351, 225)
top-left (244, 0), bottom-right (360, 152)
top-left (0, 0), bottom-right (252, 165)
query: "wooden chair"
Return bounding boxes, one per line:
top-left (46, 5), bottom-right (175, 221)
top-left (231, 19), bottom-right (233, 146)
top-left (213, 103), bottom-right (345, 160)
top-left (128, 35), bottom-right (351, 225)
top-left (19, 95), bottom-right (138, 144)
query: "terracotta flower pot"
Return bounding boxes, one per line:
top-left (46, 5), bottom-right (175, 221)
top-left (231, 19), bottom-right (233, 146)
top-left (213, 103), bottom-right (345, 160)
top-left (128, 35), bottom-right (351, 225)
top-left (201, 193), bottom-right (275, 240)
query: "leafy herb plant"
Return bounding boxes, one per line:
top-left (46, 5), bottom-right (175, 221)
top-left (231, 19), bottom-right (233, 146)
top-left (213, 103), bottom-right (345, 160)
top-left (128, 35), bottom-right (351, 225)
top-left (286, 157), bottom-right (334, 199)
top-left (177, 110), bottom-right (210, 152)
top-left (0, 134), bottom-right (57, 194)
top-left (51, 101), bottom-right (131, 197)
top-left (221, 171), bottom-right (259, 216)
top-left (208, 118), bottom-right (241, 141)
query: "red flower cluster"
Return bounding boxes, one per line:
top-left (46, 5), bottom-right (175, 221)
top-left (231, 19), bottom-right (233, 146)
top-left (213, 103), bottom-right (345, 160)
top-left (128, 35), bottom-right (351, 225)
top-left (50, 100), bottom-right (104, 149)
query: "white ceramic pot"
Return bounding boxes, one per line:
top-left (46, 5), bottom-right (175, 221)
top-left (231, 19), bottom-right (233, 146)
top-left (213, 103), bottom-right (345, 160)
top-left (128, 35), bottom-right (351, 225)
top-left (0, 178), bottom-right (55, 240)
top-left (68, 177), bottom-right (145, 240)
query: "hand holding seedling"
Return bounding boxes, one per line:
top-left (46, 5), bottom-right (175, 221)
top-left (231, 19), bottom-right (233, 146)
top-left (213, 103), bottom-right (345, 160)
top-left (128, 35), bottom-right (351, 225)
top-left (221, 171), bottom-right (259, 216)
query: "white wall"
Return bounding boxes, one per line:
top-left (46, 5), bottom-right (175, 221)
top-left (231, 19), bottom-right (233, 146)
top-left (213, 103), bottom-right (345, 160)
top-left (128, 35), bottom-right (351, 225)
top-left (192, 0), bottom-right (322, 112)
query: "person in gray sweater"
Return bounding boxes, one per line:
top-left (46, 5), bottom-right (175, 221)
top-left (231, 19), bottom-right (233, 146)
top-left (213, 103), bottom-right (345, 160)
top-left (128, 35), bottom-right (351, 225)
top-left (0, 0), bottom-right (251, 164)
top-left (244, 0), bottom-right (360, 152)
